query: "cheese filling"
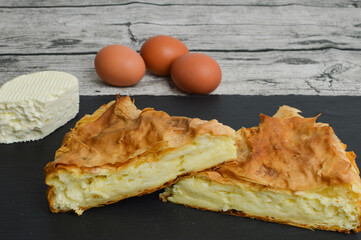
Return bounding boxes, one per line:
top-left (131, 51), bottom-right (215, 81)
top-left (0, 71), bottom-right (79, 143)
top-left (46, 135), bottom-right (236, 215)
top-left (162, 176), bottom-right (361, 231)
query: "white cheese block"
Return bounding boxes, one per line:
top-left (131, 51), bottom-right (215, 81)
top-left (0, 71), bottom-right (79, 144)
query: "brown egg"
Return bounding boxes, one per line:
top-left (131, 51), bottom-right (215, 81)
top-left (171, 53), bottom-right (222, 94)
top-left (140, 35), bottom-right (189, 76)
top-left (94, 44), bottom-right (145, 87)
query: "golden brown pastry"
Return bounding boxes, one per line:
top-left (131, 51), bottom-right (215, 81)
top-left (44, 96), bottom-right (236, 215)
top-left (161, 106), bottom-right (361, 233)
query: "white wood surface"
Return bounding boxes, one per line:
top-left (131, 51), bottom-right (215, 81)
top-left (1, 0), bottom-right (360, 96)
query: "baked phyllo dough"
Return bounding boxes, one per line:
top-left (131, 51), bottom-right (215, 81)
top-left (44, 96), bottom-right (236, 215)
top-left (161, 106), bottom-right (361, 233)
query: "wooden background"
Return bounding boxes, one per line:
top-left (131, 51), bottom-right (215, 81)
top-left (1, 0), bottom-right (361, 96)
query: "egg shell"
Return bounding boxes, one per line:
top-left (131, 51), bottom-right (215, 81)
top-left (171, 53), bottom-right (222, 94)
top-left (140, 35), bottom-right (189, 76)
top-left (94, 44), bottom-right (146, 87)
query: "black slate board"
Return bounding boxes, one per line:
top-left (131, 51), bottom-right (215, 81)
top-left (1, 95), bottom-right (361, 240)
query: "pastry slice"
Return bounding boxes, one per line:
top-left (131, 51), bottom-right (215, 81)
top-left (161, 106), bottom-right (361, 233)
top-left (45, 96), bottom-right (236, 215)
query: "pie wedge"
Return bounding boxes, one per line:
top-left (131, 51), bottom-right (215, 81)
top-left (161, 106), bottom-right (361, 233)
top-left (44, 96), bottom-right (236, 215)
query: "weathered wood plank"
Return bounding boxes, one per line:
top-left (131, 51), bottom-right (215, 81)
top-left (0, 4), bottom-right (360, 54)
top-left (1, 1), bottom-right (360, 97)
top-left (1, 49), bottom-right (360, 96)
top-left (0, 0), bottom-right (360, 8)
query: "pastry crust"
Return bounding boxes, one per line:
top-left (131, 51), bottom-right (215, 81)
top-left (204, 105), bottom-right (361, 192)
top-left (45, 96), bottom-right (234, 173)
top-left (44, 96), bottom-right (236, 214)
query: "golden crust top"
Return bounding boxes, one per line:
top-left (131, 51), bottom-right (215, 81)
top-left (45, 96), bottom-right (235, 173)
top-left (201, 106), bottom-right (361, 192)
